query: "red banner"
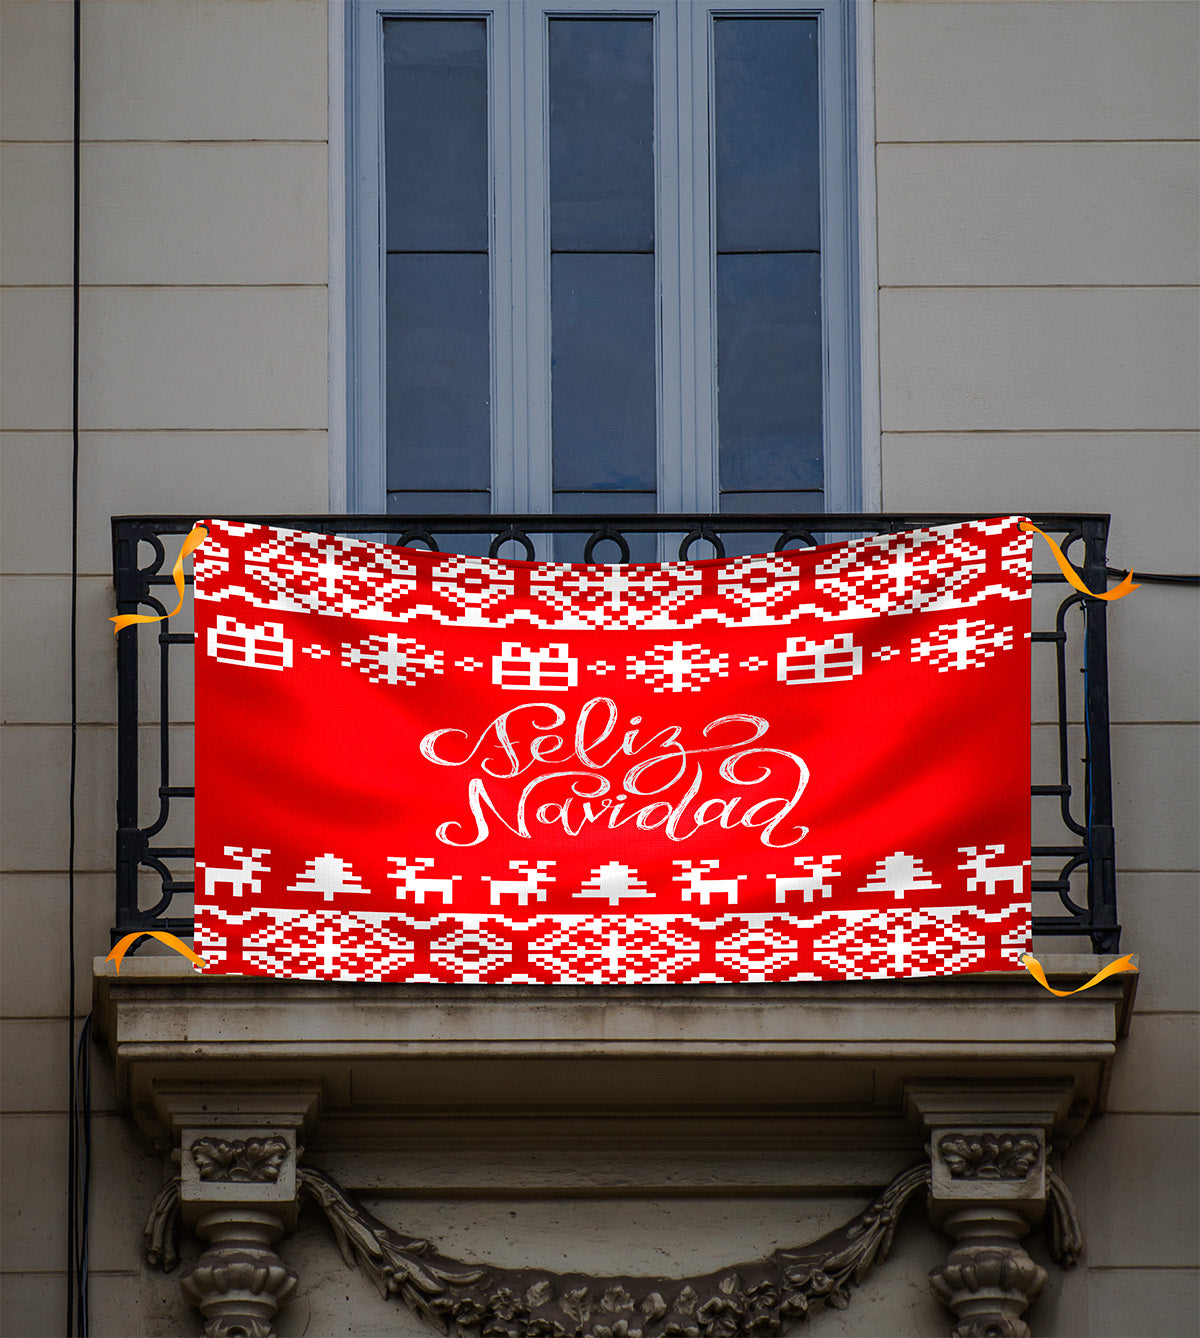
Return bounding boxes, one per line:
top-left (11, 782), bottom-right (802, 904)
top-left (193, 518), bottom-right (1032, 983)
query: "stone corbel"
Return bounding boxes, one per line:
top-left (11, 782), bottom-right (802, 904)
top-left (146, 1084), bottom-right (322, 1338)
top-left (905, 1084), bottom-right (1083, 1338)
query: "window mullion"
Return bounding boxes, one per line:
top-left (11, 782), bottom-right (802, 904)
top-left (508, 4), bottom-right (553, 526)
top-left (664, 0), bottom-right (717, 514)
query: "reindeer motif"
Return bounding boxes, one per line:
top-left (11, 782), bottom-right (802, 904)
top-left (673, 859), bottom-right (746, 906)
top-left (771, 855), bottom-right (840, 904)
top-left (486, 860), bottom-right (555, 906)
top-left (199, 847), bottom-right (270, 898)
top-left (958, 844), bottom-right (1027, 898)
top-left (388, 857), bottom-right (461, 906)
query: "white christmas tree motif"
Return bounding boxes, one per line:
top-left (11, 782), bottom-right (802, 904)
top-left (627, 642), bottom-right (730, 694)
top-left (858, 852), bottom-right (941, 901)
top-left (200, 846), bottom-right (270, 898)
top-left (288, 854), bottom-right (370, 902)
top-left (772, 854), bottom-right (840, 904)
top-left (674, 859), bottom-right (746, 906)
top-left (487, 860), bottom-right (555, 906)
top-left (342, 633), bottom-right (442, 686)
top-left (910, 618), bottom-right (1013, 673)
top-left (388, 856), bottom-right (461, 906)
top-left (958, 844), bottom-right (1027, 898)
top-left (575, 862), bottom-right (654, 907)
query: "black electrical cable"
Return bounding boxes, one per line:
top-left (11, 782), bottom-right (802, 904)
top-left (73, 1015), bottom-right (93, 1335)
top-left (68, 0), bottom-right (87, 1334)
top-left (1106, 566), bottom-right (1200, 587)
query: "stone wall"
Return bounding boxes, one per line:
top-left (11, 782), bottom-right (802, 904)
top-left (0, 1), bottom-right (330, 1331)
top-left (874, 3), bottom-right (1200, 1333)
top-left (1, 2), bottom-right (1197, 1336)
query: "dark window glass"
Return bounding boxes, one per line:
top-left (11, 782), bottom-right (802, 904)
top-left (552, 490), bottom-right (658, 562)
top-left (385, 254), bottom-right (490, 490)
top-left (383, 18), bottom-right (491, 530)
top-left (551, 253), bottom-right (657, 490)
top-left (549, 18), bottom-right (657, 515)
top-left (717, 253), bottom-right (823, 492)
top-left (713, 18), bottom-right (819, 254)
top-left (719, 489), bottom-right (824, 557)
top-left (714, 17), bottom-right (823, 510)
top-left (384, 19), bottom-right (489, 252)
top-left (549, 18), bottom-right (655, 252)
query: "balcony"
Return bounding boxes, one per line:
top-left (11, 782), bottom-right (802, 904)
top-left (110, 511), bottom-right (1122, 954)
top-left (96, 512), bottom-right (1138, 1337)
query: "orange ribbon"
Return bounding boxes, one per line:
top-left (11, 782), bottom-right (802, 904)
top-left (106, 931), bottom-right (206, 973)
top-left (1020, 951), bottom-right (1136, 996)
top-left (1019, 521), bottom-right (1138, 601)
top-left (110, 523), bottom-right (208, 633)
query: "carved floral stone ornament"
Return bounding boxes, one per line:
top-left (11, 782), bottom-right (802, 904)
top-left (190, 1136), bottom-right (290, 1184)
top-left (144, 1156), bottom-right (1083, 1338)
top-left (935, 1134), bottom-right (1041, 1182)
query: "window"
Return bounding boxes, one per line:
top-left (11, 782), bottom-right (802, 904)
top-left (339, 1), bottom-right (871, 548)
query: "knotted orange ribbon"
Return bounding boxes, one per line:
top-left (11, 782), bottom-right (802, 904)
top-left (1020, 951), bottom-right (1136, 996)
top-left (105, 931), bottom-right (206, 973)
top-left (1019, 521), bottom-right (1138, 601)
top-left (110, 523), bottom-right (208, 633)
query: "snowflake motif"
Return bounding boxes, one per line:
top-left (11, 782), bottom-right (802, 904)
top-left (455, 656), bottom-right (484, 673)
top-left (431, 555), bottom-right (515, 615)
top-left (342, 633), bottom-right (443, 686)
top-left (871, 646), bottom-right (899, 663)
top-left (191, 531), bottom-right (230, 588)
top-left (717, 556), bottom-right (806, 618)
top-left (245, 532), bottom-right (417, 616)
top-left (911, 619), bottom-right (1014, 673)
top-left (301, 644), bottom-right (331, 659)
top-left (740, 656), bottom-right (770, 672)
top-left (626, 642), bottom-right (730, 693)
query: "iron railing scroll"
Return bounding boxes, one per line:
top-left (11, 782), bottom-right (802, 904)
top-left (110, 513), bottom-right (1121, 954)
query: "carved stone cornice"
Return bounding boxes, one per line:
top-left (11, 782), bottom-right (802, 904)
top-left (93, 958), bottom-right (1137, 1148)
top-left (935, 1133), bottom-right (1041, 1183)
top-left (191, 1135), bottom-right (290, 1183)
top-left (147, 1158), bottom-right (933, 1338)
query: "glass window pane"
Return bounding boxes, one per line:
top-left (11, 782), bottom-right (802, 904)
top-left (384, 19), bottom-right (489, 253)
top-left (719, 490), bottom-right (824, 557)
top-left (386, 254), bottom-right (490, 490)
top-left (387, 490), bottom-right (490, 514)
top-left (713, 18), bottom-right (819, 254)
top-left (386, 491), bottom-right (493, 557)
top-left (551, 253), bottom-right (657, 489)
top-left (552, 491), bottom-right (658, 563)
top-left (549, 18), bottom-right (655, 253)
top-left (717, 253), bottom-right (822, 492)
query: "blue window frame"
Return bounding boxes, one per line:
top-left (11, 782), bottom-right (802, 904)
top-left (338, 1), bottom-right (874, 537)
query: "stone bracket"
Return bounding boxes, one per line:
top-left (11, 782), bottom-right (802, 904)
top-left (905, 1082), bottom-right (1083, 1338)
top-left (150, 1085), bottom-right (322, 1338)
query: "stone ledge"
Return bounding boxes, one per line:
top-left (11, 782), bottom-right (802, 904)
top-left (93, 956), bottom-right (1137, 1149)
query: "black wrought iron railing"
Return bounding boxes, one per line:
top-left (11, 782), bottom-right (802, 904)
top-left (111, 513), bottom-right (1120, 954)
